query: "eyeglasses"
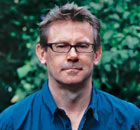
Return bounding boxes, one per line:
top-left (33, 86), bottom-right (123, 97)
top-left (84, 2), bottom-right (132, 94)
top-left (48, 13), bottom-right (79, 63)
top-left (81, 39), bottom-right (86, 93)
top-left (45, 42), bottom-right (95, 53)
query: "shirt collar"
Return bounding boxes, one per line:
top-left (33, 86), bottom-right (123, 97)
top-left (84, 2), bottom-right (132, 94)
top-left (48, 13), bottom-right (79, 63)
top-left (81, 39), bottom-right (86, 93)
top-left (41, 80), bottom-right (58, 117)
top-left (86, 82), bottom-right (99, 121)
top-left (41, 80), bottom-right (99, 121)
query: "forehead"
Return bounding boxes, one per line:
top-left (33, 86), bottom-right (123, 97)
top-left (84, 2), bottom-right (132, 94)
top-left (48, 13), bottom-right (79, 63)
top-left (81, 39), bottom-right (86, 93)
top-left (47, 20), bottom-right (94, 43)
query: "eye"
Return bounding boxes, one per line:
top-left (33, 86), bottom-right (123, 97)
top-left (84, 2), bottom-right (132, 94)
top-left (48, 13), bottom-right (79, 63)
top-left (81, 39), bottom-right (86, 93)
top-left (55, 43), bottom-right (69, 48)
top-left (77, 43), bottom-right (89, 48)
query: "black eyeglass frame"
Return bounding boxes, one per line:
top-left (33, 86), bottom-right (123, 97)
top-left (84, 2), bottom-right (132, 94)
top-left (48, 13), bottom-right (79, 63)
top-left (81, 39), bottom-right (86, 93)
top-left (45, 42), bottom-right (95, 53)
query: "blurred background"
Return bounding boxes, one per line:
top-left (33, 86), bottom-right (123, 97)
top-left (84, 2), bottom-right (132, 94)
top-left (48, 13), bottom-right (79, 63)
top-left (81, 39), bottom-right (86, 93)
top-left (0, 0), bottom-right (140, 112)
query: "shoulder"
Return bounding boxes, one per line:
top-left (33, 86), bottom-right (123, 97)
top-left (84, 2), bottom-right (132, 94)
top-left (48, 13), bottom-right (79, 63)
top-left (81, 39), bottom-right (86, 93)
top-left (0, 90), bottom-right (41, 129)
top-left (95, 88), bottom-right (140, 122)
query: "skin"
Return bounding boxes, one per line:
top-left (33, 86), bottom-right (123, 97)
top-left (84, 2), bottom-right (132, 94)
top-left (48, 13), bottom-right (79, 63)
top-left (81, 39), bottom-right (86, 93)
top-left (36, 20), bottom-right (102, 130)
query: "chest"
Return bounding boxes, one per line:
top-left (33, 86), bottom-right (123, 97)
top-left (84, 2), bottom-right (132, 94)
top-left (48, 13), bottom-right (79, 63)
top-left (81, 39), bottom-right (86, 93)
top-left (15, 110), bottom-right (133, 130)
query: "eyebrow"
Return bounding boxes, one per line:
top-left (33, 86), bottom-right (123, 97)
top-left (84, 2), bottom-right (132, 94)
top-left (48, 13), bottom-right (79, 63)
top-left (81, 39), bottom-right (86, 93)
top-left (48, 41), bottom-right (92, 45)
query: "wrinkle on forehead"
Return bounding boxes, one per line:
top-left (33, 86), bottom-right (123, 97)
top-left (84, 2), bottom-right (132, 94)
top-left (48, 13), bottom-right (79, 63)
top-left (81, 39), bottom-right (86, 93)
top-left (47, 20), bottom-right (94, 44)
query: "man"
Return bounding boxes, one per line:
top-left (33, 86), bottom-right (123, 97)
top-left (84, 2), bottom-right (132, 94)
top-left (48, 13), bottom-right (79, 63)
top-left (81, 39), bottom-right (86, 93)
top-left (0, 3), bottom-right (140, 130)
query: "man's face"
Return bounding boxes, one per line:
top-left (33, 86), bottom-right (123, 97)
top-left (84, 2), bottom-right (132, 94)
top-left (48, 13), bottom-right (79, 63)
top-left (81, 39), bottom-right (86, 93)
top-left (36, 20), bottom-right (101, 86)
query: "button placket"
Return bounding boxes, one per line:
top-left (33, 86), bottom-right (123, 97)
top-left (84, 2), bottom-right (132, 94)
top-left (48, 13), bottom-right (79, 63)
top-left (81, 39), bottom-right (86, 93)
top-left (57, 109), bottom-right (72, 130)
top-left (65, 123), bottom-right (72, 130)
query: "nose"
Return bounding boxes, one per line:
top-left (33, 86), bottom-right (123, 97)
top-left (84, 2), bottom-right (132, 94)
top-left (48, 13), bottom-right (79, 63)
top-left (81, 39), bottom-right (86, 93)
top-left (67, 47), bottom-right (79, 62)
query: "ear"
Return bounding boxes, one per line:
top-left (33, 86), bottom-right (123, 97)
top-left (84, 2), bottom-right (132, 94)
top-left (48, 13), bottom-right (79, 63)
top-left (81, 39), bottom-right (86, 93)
top-left (93, 46), bottom-right (102, 65)
top-left (36, 43), bottom-right (47, 65)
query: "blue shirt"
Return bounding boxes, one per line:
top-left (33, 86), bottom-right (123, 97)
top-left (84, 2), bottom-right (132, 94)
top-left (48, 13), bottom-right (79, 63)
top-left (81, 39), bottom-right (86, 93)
top-left (0, 80), bottom-right (140, 130)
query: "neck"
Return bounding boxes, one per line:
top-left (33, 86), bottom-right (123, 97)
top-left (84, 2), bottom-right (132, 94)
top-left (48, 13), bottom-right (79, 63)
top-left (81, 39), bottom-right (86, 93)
top-left (48, 79), bottom-right (92, 113)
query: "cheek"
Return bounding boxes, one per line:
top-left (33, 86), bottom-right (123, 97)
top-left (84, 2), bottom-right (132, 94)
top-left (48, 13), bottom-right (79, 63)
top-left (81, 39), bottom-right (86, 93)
top-left (46, 53), bottom-right (65, 70)
top-left (81, 55), bottom-right (94, 68)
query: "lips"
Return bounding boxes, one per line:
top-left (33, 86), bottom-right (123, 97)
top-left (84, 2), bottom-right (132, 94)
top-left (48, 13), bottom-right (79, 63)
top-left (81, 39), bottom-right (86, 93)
top-left (61, 63), bottom-right (83, 71)
top-left (64, 67), bottom-right (82, 70)
top-left (63, 68), bottom-right (82, 76)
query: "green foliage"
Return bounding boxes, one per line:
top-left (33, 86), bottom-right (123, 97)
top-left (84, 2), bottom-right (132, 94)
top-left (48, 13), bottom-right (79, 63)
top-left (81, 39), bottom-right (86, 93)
top-left (0, 0), bottom-right (140, 112)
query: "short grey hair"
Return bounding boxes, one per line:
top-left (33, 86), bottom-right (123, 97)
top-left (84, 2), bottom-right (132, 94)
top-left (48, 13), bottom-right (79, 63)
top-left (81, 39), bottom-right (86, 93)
top-left (39, 3), bottom-right (101, 51)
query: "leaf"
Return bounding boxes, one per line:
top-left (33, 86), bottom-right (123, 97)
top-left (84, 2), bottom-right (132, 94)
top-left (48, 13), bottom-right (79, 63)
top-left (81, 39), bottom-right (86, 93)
top-left (90, 2), bottom-right (103, 11)
top-left (17, 64), bottom-right (32, 78)
top-left (103, 30), bottom-right (113, 41)
top-left (21, 80), bottom-right (34, 91)
top-left (123, 11), bottom-right (130, 19)
top-left (109, 14), bottom-right (120, 21)
top-left (122, 36), bottom-right (139, 49)
top-left (11, 88), bottom-right (26, 103)
top-left (101, 51), bottom-right (113, 64)
top-left (10, 32), bottom-right (16, 37)
top-left (130, 61), bottom-right (136, 70)
top-left (104, 64), bottom-right (111, 72)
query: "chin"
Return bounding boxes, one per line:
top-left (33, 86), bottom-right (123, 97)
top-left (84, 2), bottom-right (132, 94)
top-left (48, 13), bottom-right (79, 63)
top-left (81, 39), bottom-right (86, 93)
top-left (61, 78), bottom-right (84, 85)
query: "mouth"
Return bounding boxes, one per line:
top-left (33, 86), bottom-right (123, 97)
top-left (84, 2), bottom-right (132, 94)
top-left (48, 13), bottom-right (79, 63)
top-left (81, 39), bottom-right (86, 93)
top-left (62, 67), bottom-right (83, 71)
top-left (62, 67), bottom-right (83, 75)
top-left (61, 63), bottom-right (83, 72)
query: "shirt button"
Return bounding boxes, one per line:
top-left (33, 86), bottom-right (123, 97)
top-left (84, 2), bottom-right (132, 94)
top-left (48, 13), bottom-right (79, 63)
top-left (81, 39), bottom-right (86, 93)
top-left (65, 124), bottom-right (71, 129)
